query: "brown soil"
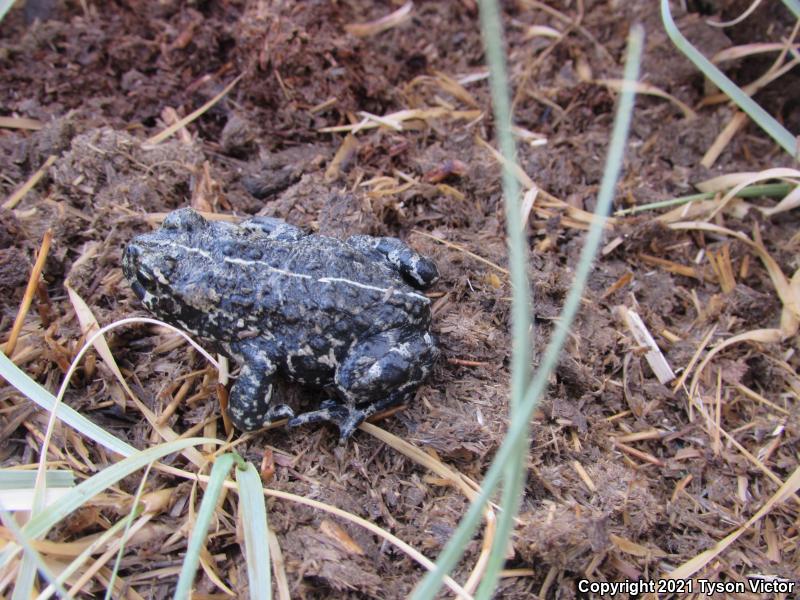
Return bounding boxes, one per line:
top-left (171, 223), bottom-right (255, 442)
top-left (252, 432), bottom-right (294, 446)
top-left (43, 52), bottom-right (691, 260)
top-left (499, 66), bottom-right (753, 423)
top-left (1, 1), bottom-right (798, 598)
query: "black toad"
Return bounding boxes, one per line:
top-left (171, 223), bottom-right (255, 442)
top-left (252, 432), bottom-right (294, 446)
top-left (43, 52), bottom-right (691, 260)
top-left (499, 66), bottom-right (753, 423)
top-left (123, 208), bottom-right (439, 440)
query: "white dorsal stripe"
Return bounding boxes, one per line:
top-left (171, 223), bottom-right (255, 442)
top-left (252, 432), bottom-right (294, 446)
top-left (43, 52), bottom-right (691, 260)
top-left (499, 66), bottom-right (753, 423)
top-left (147, 240), bottom-right (429, 302)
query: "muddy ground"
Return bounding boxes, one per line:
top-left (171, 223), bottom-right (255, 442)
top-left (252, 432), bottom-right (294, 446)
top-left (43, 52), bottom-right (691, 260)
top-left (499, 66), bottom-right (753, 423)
top-left (1, 0), bottom-right (798, 598)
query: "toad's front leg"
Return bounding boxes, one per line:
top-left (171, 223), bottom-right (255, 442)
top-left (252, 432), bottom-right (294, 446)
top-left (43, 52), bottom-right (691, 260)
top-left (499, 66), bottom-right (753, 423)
top-left (226, 341), bottom-right (294, 431)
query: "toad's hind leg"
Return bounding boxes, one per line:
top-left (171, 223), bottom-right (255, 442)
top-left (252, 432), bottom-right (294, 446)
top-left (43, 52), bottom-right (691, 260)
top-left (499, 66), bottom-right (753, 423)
top-left (288, 329), bottom-right (438, 441)
top-left (346, 235), bottom-right (439, 289)
top-left (227, 343), bottom-right (294, 431)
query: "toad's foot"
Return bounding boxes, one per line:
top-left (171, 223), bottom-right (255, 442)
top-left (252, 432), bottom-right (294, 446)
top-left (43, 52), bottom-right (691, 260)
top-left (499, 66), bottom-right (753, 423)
top-left (287, 395), bottom-right (404, 442)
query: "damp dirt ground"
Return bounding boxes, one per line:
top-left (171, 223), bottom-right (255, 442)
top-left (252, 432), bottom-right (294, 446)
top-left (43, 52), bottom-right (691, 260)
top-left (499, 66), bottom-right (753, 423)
top-left (1, 1), bottom-right (799, 598)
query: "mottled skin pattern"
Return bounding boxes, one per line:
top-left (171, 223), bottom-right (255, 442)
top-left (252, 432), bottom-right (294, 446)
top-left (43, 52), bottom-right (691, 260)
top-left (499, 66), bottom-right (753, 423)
top-left (123, 208), bottom-right (439, 441)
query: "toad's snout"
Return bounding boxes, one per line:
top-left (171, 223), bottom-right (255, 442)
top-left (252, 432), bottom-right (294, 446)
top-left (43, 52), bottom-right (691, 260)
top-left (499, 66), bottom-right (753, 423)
top-left (125, 240), bottom-right (169, 302)
top-left (122, 243), bottom-right (147, 300)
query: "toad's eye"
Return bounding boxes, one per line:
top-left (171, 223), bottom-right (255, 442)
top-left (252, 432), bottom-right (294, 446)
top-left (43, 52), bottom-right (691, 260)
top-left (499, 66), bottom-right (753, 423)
top-left (162, 208), bottom-right (207, 232)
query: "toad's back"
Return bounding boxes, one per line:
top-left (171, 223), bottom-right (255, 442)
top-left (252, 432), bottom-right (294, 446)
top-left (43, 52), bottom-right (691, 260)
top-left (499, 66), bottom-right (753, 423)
top-left (124, 216), bottom-right (432, 348)
top-left (210, 235), bottom-right (433, 342)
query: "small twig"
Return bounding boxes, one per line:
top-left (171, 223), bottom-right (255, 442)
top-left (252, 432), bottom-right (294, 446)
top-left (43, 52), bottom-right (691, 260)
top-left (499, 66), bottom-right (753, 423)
top-left (447, 357), bottom-right (490, 367)
top-left (4, 230), bottom-right (52, 357)
top-left (3, 155), bottom-right (57, 210)
top-left (412, 229), bottom-right (508, 276)
top-left (613, 441), bottom-right (664, 466)
top-left (147, 74), bottom-right (243, 145)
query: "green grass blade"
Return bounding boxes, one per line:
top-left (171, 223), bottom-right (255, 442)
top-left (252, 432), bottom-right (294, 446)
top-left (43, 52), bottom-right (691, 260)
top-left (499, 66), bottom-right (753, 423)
top-left (1, 508), bottom-right (70, 600)
top-left (12, 550), bottom-right (37, 600)
top-left (781, 0), bottom-right (800, 18)
top-left (660, 0), bottom-right (797, 157)
top-left (104, 463), bottom-right (155, 600)
top-left (0, 0), bottom-right (16, 22)
top-left (410, 23), bottom-right (644, 600)
top-left (36, 514), bottom-right (137, 600)
top-left (475, 22), bottom-right (645, 600)
top-left (614, 182), bottom-right (794, 216)
top-left (478, 3), bottom-right (531, 412)
top-left (0, 470), bottom-right (75, 514)
top-left (473, 0), bottom-right (531, 596)
top-left (0, 352), bottom-right (137, 458)
top-left (236, 461), bottom-right (272, 600)
top-left (0, 470), bottom-right (74, 489)
top-left (175, 453), bottom-right (236, 600)
top-left (0, 437), bottom-right (219, 570)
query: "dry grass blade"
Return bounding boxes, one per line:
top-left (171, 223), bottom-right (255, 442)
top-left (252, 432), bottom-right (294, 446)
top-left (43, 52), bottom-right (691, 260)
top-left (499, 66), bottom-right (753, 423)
top-left (666, 463), bottom-right (800, 579)
top-left (740, 54), bottom-right (800, 98)
top-left (704, 168), bottom-right (799, 219)
top-left (320, 520), bottom-right (365, 555)
top-left (153, 462), bottom-right (473, 600)
top-left (714, 410), bottom-right (800, 507)
top-left (63, 283), bottom-right (206, 468)
top-left (344, 1), bottom-right (413, 37)
top-left (761, 182), bottom-right (800, 216)
top-left (708, 244), bottom-right (737, 293)
top-left (597, 79), bottom-right (696, 119)
top-left (66, 514), bottom-right (153, 596)
top-left (434, 71), bottom-right (479, 107)
top-left (695, 171), bottom-right (768, 192)
top-left (688, 328), bottom-right (784, 402)
top-left (523, 25), bottom-right (562, 39)
top-left (638, 253), bottom-right (702, 279)
top-left (478, 136), bottom-right (620, 229)
top-left (360, 422), bottom-right (491, 595)
top-left (146, 74), bottom-right (243, 145)
top-left (613, 441), bottom-right (664, 466)
top-left (734, 383), bottom-right (790, 415)
top-left (319, 107), bottom-right (482, 133)
top-left (706, 0), bottom-right (763, 27)
top-left (520, 186), bottom-right (538, 224)
top-left (3, 155), bottom-right (56, 210)
top-left (4, 230), bottom-right (52, 357)
top-left (360, 422), bottom-right (479, 500)
top-left (0, 116), bottom-right (43, 130)
top-left (610, 534), bottom-right (666, 558)
top-left (267, 529), bottom-right (290, 600)
top-left (412, 229), bottom-right (509, 276)
top-left (652, 196), bottom-right (749, 222)
top-left (701, 112), bottom-right (748, 168)
top-left (572, 461), bottom-right (597, 492)
top-left (701, 19), bottom-right (800, 108)
top-left (713, 42), bottom-right (800, 63)
top-left (618, 307), bottom-right (675, 384)
top-left (324, 134), bottom-right (358, 182)
top-left (463, 510), bottom-right (496, 595)
top-left (669, 221), bottom-right (800, 334)
top-left (475, 135), bottom-right (534, 189)
top-left (517, 0), bottom-right (613, 62)
top-left (199, 552), bottom-right (234, 596)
